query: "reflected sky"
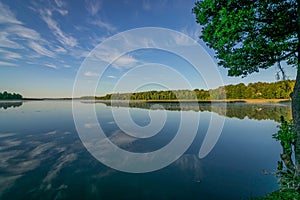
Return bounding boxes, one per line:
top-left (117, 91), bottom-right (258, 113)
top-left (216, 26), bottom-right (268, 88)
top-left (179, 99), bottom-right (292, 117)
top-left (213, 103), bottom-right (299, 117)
top-left (0, 101), bottom-right (284, 199)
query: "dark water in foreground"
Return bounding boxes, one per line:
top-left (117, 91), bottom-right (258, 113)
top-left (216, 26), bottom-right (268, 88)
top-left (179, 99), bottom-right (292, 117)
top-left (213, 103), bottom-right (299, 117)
top-left (0, 101), bottom-right (291, 199)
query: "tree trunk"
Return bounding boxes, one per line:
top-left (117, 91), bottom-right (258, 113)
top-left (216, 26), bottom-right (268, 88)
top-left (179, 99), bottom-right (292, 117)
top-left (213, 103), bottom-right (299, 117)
top-left (293, 65), bottom-right (300, 177)
top-left (293, 1), bottom-right (300, 177)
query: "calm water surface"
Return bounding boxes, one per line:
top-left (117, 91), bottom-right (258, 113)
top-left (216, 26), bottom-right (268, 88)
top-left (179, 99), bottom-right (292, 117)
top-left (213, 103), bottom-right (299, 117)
top-left (0, 101), bottom-right (291, 199)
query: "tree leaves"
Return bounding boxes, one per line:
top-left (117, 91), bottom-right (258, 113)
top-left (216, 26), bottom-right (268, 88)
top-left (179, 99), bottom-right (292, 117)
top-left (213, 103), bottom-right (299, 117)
top-left (193, 0), bottom-right (297, 76)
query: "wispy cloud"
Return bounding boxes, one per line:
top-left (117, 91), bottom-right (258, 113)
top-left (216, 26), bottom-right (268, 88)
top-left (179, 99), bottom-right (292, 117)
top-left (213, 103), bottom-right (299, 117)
top-left (0, 32), bottom-right (23, 49)
top-left (0, 2), bottom-right (22, 24)
top-left (85, 0), bottom-right (116, 32)
top-left (53, 45), bottom-right (67, 53)
top-left (54, 0), bottom-right (65, 8)
top-left (85, 0), bottom-right (102, 16)
top-left (3, 53), bottom-right (22, 60)
top-left (0, 61), bottom-right (17, 67)
top-left (84, 71), bottom-right (100, 77)
top-left (54, 0), bottom-right (68, 16)
top-left (63, 64), bottom-right (72, 68)
top-left (7, 25), bottom-right (42, 40)
top-left (93, 48), bottom-right (139, 69)
top-left (114, 55), bottom-right (138, 69)
top-left (0, 49), bottom-right (22, 60)
top-left (28, 41), bottom-right (55, 58)
top-left (89, 18), bottom-right (116, 32)
top-left (174, 33), bottom-right (197, 46)
top-left (107, 75), bottom-right (116, 79)
top-left (180, 25), bottom-right (202, 41)
top-left (44, 63), bottom-right (57, 69)
top-left (84, 123), bottom-right (98, 128)
top-left (0, 1), bottom-right (57, 60)
top-left (39, 9), bottom-right (77, 47)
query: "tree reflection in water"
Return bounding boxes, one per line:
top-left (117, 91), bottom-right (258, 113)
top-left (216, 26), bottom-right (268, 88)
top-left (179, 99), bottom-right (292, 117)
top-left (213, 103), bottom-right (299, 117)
top-left (0, 101), bottom-right (23, 109)
top-left (269, 117), bottom-right (300, 198)
top-left (95, 101), bottom-right (292, 122)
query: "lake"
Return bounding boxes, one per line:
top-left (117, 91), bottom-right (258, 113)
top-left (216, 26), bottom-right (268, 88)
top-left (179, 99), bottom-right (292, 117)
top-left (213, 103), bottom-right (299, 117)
top-left (0, 100), bottom-right (292, 199)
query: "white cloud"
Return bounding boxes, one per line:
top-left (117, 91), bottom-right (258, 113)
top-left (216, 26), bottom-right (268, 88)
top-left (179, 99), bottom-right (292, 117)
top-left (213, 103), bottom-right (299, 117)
top-left (0, 2), bottom-right (58, 62)
top-left (174, 33), bottom-right (197, 46)
top-left (54, 45), bottom-right (67, 53)
top-left (0, 2), bottom-right (22, 24)
top-left (0, 49), bottom-right (22, 60)
top-left (114, 55), bottom-right (138, 68)
top-left (0, 32), bottom-right (23, 49)
top-left (92, 48), bottom-right (138, 69)
top-left (28, 41), bottom-right (55, 58)
top-left (89, 18), bottom-right (116, 32)
top-left (5, 53), bottom-right (21, 60)
top-left (85, 0), bottom-right (102, 16)
top-left (84, 123), bottom-right (98, 128)
top-left (63, 64), bottom-right (71, 68)
top-left (40, 9), bottom-right (77, 47)
top-left (107, 75), bottom-right (116, 79)
top-left (84, 71), bottom-right (100, 77)
top-left (56, 8), bottom-right (68, 16)
top-left (7, 25), bottom-right (42, 40)
top-left (0, 61), bottom-right (17, 67)
top-left (54, 0), bottom-right (68, 15)
top-left (44, 63), bottom-right (57, 69)
top-left (54, 0), bottom-right (65, 8)
top-left (85, 0), bottom-right (116, 32)
top-left (180, 25), bottom-right (202, 41)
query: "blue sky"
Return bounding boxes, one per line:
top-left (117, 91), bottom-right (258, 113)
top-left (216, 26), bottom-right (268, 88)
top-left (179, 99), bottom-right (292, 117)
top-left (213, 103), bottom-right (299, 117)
top-left (0, 0), bottom-right (296, 98)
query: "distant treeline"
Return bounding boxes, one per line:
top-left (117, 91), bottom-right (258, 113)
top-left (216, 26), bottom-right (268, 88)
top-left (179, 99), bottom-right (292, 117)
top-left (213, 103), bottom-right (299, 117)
top-left (97, 80), bottom-right (295, 100)
top-left (0, 91), bottom-right (23, 100)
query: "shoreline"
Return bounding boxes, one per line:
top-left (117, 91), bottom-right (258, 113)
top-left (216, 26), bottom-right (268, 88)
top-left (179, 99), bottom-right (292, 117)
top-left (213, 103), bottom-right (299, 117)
top-left (124, 99), bottom-right (292, 104)
top-left (0, 98), bottom-right (292, 104)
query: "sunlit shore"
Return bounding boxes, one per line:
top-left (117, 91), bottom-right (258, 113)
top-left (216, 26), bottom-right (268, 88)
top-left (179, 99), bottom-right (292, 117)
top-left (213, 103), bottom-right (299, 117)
top-left (0, 98), bottom-right (291, 104)
top-left (125, 99), bottom-right (291, 104)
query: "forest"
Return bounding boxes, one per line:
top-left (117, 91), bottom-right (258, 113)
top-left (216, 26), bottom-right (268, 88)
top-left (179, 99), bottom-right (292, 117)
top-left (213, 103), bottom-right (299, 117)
top-left (0, 91), bottom-right (23, 100)
top-left (97, 80), bottom-right (295, 101)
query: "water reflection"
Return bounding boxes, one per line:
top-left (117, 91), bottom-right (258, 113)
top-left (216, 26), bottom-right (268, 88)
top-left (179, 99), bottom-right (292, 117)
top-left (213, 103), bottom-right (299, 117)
top-left (0, 129), bottom-right (204, 199)
top-left (0, 101), bottom-right (282, 199)
top-left (0, 101), bottom-right (23, 109)
top-left (92, 101), bottom-right (292, 122)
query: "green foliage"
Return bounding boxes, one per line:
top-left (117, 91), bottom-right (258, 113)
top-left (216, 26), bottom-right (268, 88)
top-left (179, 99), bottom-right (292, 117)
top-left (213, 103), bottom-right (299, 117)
top-left (271, 117), bottom-right (300, 196)
top-left (193, 0), bottom-right (297, 77)
top-left (273, 117), bottom-right (296, 155)
top-left (257, 117), bottom-right (299, 199)
top-left (256, 189), bottom-right (300, 200)
top-left (97, 80), bottom-right (295, 101)
top-left (0, 91), bottom-right (23, 100)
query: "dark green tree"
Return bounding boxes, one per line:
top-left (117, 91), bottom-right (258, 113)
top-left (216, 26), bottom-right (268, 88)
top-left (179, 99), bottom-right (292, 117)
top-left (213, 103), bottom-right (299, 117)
top-left (0, 91), bottom-right (23, 100)
top-left (193, 0), bottom-right (300, 178)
